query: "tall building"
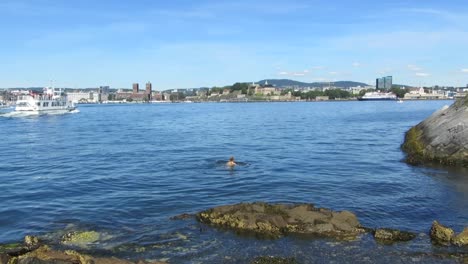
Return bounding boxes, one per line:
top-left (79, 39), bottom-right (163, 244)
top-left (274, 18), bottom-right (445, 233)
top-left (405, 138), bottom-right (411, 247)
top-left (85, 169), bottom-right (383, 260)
top-left (133, 83), bottom-right (139, 94)
top-left (99, 86), bottom-right (110, 94)
top-left (145, 82), bottom-right (152, 101)
top-left (98, 86), bottom-right (110, 102)
top-left (376, 76), bottom-right (392, 90)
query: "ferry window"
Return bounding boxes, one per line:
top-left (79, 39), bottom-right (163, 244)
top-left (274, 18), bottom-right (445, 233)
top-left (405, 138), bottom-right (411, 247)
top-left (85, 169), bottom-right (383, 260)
top-left (37, 103), bottom-right (40, 106)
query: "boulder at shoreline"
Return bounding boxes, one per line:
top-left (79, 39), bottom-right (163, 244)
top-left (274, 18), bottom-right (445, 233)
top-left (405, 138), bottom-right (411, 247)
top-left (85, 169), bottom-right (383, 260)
top-left (196, 202), bottom-right (366, 240)
top-left (402, 96), bottom-right (468, 167)
top-left (430, 220), bottom-right (468, 247)
top-left (373, 228), bottom-right (416, 243)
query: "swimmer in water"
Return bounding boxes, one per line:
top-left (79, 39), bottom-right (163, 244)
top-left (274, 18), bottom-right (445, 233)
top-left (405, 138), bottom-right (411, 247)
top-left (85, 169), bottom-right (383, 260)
top-left (226, 156), bottom-right (237, 167)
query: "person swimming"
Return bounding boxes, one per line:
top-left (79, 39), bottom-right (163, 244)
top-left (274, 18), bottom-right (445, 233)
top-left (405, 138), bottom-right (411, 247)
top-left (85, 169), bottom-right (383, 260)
top-left (226, 156), bottom-right (237, 167)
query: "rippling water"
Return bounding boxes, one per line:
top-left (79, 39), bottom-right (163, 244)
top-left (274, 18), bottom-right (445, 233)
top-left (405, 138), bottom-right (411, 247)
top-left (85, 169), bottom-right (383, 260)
top-left (0, 101), bottom-right (467, 263)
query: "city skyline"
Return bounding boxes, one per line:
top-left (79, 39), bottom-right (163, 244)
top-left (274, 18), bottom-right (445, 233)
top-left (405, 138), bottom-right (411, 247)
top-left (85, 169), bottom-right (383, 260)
top-left (1, 0), bottom-right (468, 89)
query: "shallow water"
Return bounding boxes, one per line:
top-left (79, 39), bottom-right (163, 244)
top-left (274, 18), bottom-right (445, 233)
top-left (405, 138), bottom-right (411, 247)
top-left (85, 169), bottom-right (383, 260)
top-left (0, 101), bottom-right (467, 262)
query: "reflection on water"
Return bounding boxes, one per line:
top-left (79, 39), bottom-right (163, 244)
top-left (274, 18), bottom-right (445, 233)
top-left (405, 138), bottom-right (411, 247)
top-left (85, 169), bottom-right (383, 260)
top-left (422, 166), bottom-right (468, 201)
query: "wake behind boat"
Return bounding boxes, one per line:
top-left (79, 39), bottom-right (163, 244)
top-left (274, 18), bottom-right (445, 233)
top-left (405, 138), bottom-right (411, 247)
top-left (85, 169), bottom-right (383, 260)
top-left (15, 87), bottom-right (76, 114)
top-left (358, 92), bottom-right (397, 101)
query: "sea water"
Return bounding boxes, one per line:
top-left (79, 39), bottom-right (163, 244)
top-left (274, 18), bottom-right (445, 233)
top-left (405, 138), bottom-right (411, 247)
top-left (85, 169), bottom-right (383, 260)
top-left (0, 101), bottom-right (466, 263)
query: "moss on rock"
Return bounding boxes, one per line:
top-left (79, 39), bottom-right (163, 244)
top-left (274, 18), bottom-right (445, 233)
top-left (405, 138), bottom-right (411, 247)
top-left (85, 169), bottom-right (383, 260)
top-left (452, 227), bottom-right (468, 247)
top-left (402, 97), bottom-right (468, 167)
top-left (401, 126), bottom-right (426, 165)
top-left (374, 228), bottom-right (416, 243)
top-left (61, 230), bottom-right (101, 245)
top-left (430, 221), bottom-right (454, 246)
top-left (251, 256), bottom-right (298, 264)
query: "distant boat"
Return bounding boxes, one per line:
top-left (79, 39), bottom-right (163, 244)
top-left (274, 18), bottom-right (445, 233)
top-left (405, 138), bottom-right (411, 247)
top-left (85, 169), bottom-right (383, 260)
top-left (358, 92), bottom-right (397, 101)
top-left (397, 99), bottom-right (404, 103)
top-left (15, 87), bottom-right (76, 114)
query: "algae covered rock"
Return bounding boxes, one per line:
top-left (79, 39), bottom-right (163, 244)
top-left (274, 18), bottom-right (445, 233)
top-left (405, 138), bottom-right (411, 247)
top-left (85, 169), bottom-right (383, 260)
top-left (24, 235), bottom-right (40, 249)
top-left (197, 202), bottom-right (365, 239)
top-left (430, 221), bottom-right (455, 245)
top-left (7, 245), bottom-right (167, 264)
top-left (374, 228), bottom-right (416, 243)
top-left (251, 256), bottom-right (298, 264)
top-left (61, 230), bottom-right (101, 246)
top-left (452, 227), bottom-right (468, 247)
top-left (402, 97), bottom-right (468, 167)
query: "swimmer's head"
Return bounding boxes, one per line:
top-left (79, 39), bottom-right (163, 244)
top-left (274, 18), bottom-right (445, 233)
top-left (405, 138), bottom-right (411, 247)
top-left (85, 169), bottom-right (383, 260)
top-left (229, 156), bottom-right (235, 162)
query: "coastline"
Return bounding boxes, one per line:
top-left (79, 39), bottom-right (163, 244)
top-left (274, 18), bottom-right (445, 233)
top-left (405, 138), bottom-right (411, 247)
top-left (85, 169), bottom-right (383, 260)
top-left (76, 98), bottom-right (456, 105)
top-left (1, 203), bottom-right (467, 264)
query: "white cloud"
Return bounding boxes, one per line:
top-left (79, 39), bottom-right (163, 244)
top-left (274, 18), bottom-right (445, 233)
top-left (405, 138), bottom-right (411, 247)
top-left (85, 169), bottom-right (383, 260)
top-left (415, 72), bottom-right (430, 77)
top-left (311, 66), bottom-right (324, 70)
top-left (292, 72), bottom-right (306, 76)
top-left (329, 71), bottom-right (338, 75)
top-left (352, 62), bottom-right (361, 67)
top-left (461, 69), bottom-right (468, 73)
top-left (277, 70), bottom-right (309, 77)
top-left (408, 64), bottom-right (422, 71)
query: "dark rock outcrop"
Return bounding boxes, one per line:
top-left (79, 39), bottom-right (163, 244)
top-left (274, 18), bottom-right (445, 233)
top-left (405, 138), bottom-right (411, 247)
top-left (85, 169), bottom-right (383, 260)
top-left (374, 228), bottom-right (416, 243)
top-left (402, 96), bottom-right (468, 167)
top-left (196, 202), bottom-right (365, 240)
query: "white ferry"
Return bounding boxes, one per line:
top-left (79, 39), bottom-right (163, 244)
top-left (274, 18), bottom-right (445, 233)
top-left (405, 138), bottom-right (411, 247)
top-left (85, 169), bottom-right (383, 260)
top-left (358, 92), bottom-right (397, 101)
top-left (15, 87), bottom-right (76, 114)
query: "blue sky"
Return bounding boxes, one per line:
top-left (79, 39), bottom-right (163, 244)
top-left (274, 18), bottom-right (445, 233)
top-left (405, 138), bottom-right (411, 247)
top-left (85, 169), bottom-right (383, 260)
top-left (1, 0), bottom-right (468, 89)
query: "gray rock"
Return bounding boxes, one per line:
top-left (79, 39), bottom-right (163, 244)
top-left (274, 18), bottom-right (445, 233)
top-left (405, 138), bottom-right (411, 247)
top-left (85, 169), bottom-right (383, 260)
top-left (402, 97), bottom-right (468, 167)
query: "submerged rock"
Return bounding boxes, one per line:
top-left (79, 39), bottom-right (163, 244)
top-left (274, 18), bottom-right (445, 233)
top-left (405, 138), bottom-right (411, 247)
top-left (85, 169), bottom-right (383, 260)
top-left (251, 256), bottom-right (298, 264)
top-left (197, 202), bottom-right (365, 239)
top-left (430, 221), bottom-right (454, 246)
top-left (170, 213), bottom-right (194, 220)
top-left (2, 243), bottom-right (167, 264)
top-left (10, 245), bottom-right (164, 264)
top-left (0, 236), bottom-right (40, 258)
top-left (374, 228), bottom-right (416, 243)
top-left (401, 97), bottom-right (468, 167)
top-left (61, 230), bottom-right (101, 245)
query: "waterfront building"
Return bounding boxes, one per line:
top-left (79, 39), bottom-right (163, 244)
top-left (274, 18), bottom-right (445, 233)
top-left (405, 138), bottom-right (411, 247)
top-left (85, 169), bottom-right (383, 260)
top-left (133, 83), bottom-right (139, 94)
top-left (145, 82), bottom-right (152, 101)
top-left (99, 86), bottom-right (110, 94)
top-left (115, 82), bottom-right (154, 102)
top-left (67, 91), bottom-right (98, 103)
top-left (96, 86), bottom-right (110, 103)
top-left (376, 76), bottom-right (392, 90)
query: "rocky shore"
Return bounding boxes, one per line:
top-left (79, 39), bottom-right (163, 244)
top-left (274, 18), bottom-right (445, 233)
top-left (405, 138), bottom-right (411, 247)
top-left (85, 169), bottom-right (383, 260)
top-left (196, 202), bottom-right (468, 246)
top-left (402, 96), bottom-right (468, 167)
top-left (1, 202), bottom-right (467, 263)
